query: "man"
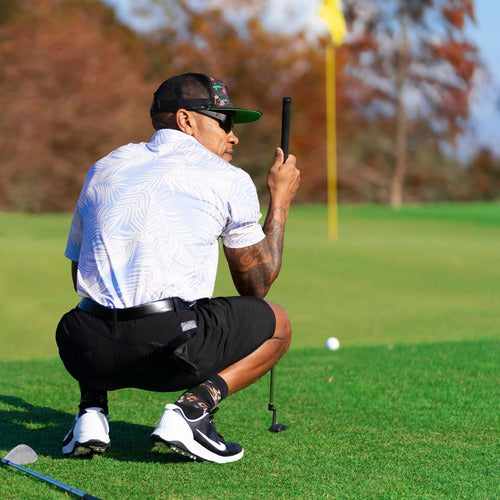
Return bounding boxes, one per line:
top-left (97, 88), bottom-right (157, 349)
top-left (56, 72), bottom-right (300, 464)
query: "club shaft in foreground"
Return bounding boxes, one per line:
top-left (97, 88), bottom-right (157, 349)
top-left (1, 458), bottom-right (100, 499)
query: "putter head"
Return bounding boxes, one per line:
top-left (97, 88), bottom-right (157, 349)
top-left (269, 422), bottom-right (288, 433)
top-left (268, 402), bottom-right (288, 432)
top-left (3, 444), bottom-right (38, 465)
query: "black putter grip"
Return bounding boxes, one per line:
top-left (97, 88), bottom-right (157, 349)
top-left (280, 96), bottom-right (292, 160)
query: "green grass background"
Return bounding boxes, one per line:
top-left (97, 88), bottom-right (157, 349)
top-left (0, 204), bottom-right (498, 498)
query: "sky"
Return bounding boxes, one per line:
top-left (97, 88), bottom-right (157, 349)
top-left (460, 0), bottom-right (500, 158)
top-left (104, 0), bottom-right (500, 160)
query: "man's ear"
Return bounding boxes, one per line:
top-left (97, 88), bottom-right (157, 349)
top-left (176, 109), bottom-right (195, 135)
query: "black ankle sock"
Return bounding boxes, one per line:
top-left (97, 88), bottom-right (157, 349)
top-left (79, 386), bottom-right (109, 416)
top-left (175, 375), bottom-right (228, 419)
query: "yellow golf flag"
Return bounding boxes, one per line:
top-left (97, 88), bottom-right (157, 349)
top-left (320, 0), bottom-right (346, 239)
top-left (319, 0), bottom-right (346, 46)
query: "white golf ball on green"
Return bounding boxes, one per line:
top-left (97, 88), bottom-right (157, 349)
top-left (325, 337), bottom-right (340, 350)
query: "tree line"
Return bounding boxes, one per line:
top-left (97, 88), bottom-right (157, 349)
top-left (0, 0), bottom-right (498, 212)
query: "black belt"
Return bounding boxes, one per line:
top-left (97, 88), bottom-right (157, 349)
top-left (78, 297), bottom-right (192, 321)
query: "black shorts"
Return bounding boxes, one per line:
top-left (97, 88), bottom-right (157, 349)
top-left (56, 296), bottom-right (276, 392)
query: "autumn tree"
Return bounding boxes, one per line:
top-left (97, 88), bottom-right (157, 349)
top-left (0, 0), bottom-right (153, 211)
top-left (0, 0), bottom-right (490, 211)
top-left (342, 0), bottom-right (480, 207)
top-left (0, 0), bottom-right (329, 209)
top-left (469, 147), bottom-right (500, 199)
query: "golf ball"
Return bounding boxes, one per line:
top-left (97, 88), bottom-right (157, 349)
top-left (325, 337), bottom-right (340, 350)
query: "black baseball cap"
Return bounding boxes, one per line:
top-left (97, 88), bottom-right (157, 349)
top-left (150, 72), bottom-right (262, 123)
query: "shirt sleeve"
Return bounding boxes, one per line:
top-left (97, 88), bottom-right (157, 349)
top-left (64, 206), bottom-right (83, 262)
top-left (221, 171), bottom-right (265, 249)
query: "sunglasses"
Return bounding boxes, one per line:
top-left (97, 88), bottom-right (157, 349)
top-left (196, 110), bottom-right (235, 133)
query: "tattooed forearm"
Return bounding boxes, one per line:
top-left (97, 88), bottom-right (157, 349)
top-left (225, 147), bottom-right (299, 296)
top-left (263, 206), bottom-right (287, 272)
top-left (224, 205), bottom-right (289, 298)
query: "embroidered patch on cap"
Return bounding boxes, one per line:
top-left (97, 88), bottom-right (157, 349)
top-left (210, 77), bottom-right (231, 108)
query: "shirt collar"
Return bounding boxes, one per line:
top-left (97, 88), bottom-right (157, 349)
top-left (149, 128), bottom-right (194, 147)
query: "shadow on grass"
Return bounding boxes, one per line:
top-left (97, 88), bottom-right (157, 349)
top-left (0, 395), bottom-right (190, 464)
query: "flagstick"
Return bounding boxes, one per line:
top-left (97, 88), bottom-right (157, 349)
top-left (326, 42), bottom-right (338, 239)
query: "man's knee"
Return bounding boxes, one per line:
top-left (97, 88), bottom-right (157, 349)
top-left (266, 301), bottom-right (292, 348)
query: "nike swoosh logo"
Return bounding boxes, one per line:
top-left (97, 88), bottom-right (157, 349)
top-left (195, 429), bottom-right (227, 452)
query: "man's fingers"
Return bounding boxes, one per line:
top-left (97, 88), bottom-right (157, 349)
top-left (274, 147), bottom-right (284, 165)
top-left (280, 154), bottom-right (297, 171)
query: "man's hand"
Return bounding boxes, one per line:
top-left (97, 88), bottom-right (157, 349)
top-left (267, 148), bottom-right (300, 208)
top-left (223, 148), bottom-right (300, 298)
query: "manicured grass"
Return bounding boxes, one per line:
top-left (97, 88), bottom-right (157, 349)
top-left (0, 212), bottom-right (73, 360)
top-left (1, 204), bottom-right (498, 359)
top-left (219, 203), bottom-right (500, 347)
top-left (0, 204), bottom-right (498, 497)
top-left (0, 339), bottom-right (498, 498)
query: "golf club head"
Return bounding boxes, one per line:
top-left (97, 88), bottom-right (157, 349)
top-left (3, 444), bottom-right (38, 465)
top-left (269, 422), bottom-right (288, 433)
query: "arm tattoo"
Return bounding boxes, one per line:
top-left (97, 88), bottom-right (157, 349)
top-left (263, 206), bottom-right (287, 271)
top-left (225, 205), bottom-right (288, 298)
top-left (225, 243), bottom-right (273, 298)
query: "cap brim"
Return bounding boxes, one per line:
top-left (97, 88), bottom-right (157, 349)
top-left (209, 107), bottom-right (262, 124)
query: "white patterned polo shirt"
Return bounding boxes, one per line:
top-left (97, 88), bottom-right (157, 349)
top-left (65, 129), bottom-right (265, 307)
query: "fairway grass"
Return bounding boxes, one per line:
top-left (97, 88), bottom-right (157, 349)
top-left (1, 204), bottom-right (499, 359)
top-left (0, 339), bottom-right (498, 498)
top-left (0, 204), bottom-right (498, 497)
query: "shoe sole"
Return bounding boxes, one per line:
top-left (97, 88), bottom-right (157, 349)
top-left (151, 434), bottom-right (243, 464)
top-left (151, 410), bottom-right (243, 464)
top-left (63, 440), bottom-right (110, 457)
top-left (151, 438), bottom-right (201, 462)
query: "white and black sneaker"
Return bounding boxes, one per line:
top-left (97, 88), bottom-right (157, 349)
top-left (62, 407), bottom-right (110, 457)
top-left (150, 404), bottom-right (243, 463)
